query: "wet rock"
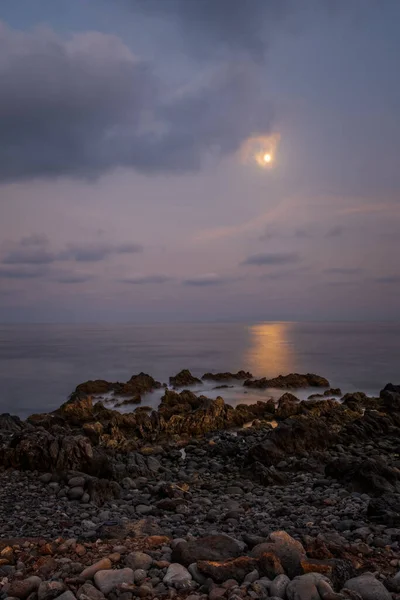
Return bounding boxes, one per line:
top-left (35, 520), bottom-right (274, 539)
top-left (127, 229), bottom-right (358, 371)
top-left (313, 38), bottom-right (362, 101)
top-left (343, 573), bottom-right (392, 600)
top-left (94, 568), bottom-right (134, 594)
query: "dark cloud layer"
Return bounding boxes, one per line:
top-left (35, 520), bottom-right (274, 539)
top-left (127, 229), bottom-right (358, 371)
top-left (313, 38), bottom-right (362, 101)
top-left (325, 267), bottom-right (363, 275)
top-left (131, 0), bottom-right (290, 61)
top-left (243, 252), bottom-right (300, 266)
top-left (122, 275), bottom-right (172, 284)
top-left (1, 236), bottom-right (142, 265)
top-left (182, 274), bottom-right (232, 286)
top-left (0, 22), bottom-right (271, 182)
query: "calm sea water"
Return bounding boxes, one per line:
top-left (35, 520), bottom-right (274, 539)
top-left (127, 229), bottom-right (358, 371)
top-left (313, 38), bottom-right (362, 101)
top-left (0, 322), bottom-right (399, 418)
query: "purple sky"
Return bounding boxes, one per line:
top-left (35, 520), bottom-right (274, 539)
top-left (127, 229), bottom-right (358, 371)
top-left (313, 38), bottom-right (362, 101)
top-left (0, 0), bottom-right (400, 322)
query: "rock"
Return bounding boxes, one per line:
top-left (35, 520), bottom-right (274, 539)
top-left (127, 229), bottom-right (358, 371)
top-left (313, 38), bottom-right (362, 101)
top-left (80, 559), bottom-right (112, 580)
top-left (197, 557), bottom-right (259, 584)
top-left (77, 583), bottom-right (106, 600)
top-left (275, 393), bottom-right (301, 419)
top-left (68, 476), bottom-right (86, 487)
top-left (286, 573), bottom-right (330, 600)
top-left (188, 563), bottom-right (207, 585)
top-left (8, 576), bottom-right (42, 599)
top-left (325, 457), bottom-right (400, 495)
top-left (134, 569), bottom-right (147, 584)
top-left (171, 535), bottom-right (243, 566)
top-left (251, 532), bottom-right (306, 578)
top-left (169, 370), bottom-right (202, 387)
top-left (367, 493), bottom-right (400, 525)
top-left (343, 573), bottom-right (392, 600)
top-left (202, 371), bottom-right (253, 382)
top-left (68, 486), bottom-right (85, 500)
top-left (37, 581), bottom-right (66, 600)
top-left (270, 574), bottom-right (290, 598)
top-left (94, 568), bottom-right (134, 594)
top-left (125, 552), bottom-right (152, 571)
top-left (54, 592), bottom-right (77, 600)
top-left (163, 563), bottom-right (192, 587)
top-left (244, 373), bottom-right (330, 389)
top-left (39, 473), bottom-right (53, 484)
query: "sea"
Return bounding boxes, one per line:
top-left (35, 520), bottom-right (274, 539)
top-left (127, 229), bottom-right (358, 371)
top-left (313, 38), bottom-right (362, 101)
top-left (0, 321), bottom-right (399, 419)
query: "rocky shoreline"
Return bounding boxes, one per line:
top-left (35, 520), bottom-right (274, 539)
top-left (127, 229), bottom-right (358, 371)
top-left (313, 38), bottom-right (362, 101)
top-left (1, 370), bottom-right (400, 600)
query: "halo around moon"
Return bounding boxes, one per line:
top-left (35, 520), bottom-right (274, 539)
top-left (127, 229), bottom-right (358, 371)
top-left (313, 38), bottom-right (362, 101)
top-left (240, 133), bottom-right (280, 169)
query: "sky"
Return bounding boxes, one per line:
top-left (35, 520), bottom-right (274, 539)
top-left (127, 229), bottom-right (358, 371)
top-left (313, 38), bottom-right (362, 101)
top-left (0, 0), bottom-right (400, 323)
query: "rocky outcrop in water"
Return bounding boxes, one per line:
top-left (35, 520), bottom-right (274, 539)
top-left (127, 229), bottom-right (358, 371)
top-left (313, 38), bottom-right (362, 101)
top-left (202, 371), bottom-right (253, 382)
top-left (244, 372), bottom-right (330, 389)
top-left (74, 372), bottom-right (163, 399)
top-left (169, 369), bottom-right (202, 387)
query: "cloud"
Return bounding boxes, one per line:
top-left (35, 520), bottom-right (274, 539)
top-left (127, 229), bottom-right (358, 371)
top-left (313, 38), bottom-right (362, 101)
top-left (182, 273), bottom-right (232, 286)
top-left (60, 242), bottom-right (142, 262)
top-left (324, 267), bottom-right (363, 275)
top-left (54, 273), bottom-right (94, 284)
top-left (122, 275), bottom-right (172, 284)
top-left (374, 276), bottom-right (400, 284)
top-left (131, 0), bottom-right (290, 61)
top-left (0, 266), bottom-right (47, 279)
top-left (242, 252), bottom-right (300, 266)
top-left (326, 225), bottom-right (344, 237)
top-left (1, 236), bottom-right (142, 265)
top-left (0, 22), bottom-right (273, 182)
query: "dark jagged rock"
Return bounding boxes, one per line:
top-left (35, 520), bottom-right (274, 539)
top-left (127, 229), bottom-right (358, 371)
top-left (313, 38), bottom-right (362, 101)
top-left (367, 493), bottom-right (400, 525)
top-left (75, 372), bottom-right (163, 398)
top-left (169, 369), bottom-right (202, 387)
top-left (325, 457), bottom-right (400, 495)
top-left (0, 413), bottom-right (26, 433)
top-left (308, 388), bottom-right (342, 399)
top-left (202, 370), bottom-right (253, 382)
top-left (246, 417), bottom-right (334, 469)
top-left (244, 372), bottom-right (330, 390)
top-left (275, 393), bottom-right (301, 419)
top-left (382, 383), bottom-right (400, 394)
top-left (0, 428), bottom-right (115, 478)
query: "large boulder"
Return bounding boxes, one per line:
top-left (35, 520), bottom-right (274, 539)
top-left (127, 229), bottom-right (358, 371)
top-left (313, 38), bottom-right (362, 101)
top-left (343, 573), bottom-right (392, 600)
top-left (169, 369), bottom-right (202, 387)
top-left (244, 373), bottom-right (330, 390)
top-left (246, 417), bottom-right (334, 469)
top-left (275, 393), bottom-right (301, 419)
top-left (251, 531), bottom-right (306, 579)
top-left (367, 493), bottom-right (400, 525)
top-left (325, 457), bottom-right (400, 495)
top-left (171, 534), bottom-right (243, 566)
top-left (0, 429), bottom-right (115, 478)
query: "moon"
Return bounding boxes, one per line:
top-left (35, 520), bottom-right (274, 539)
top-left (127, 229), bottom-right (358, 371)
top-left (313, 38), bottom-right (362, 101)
top-left (263, 153), bottom-right (272, 163)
